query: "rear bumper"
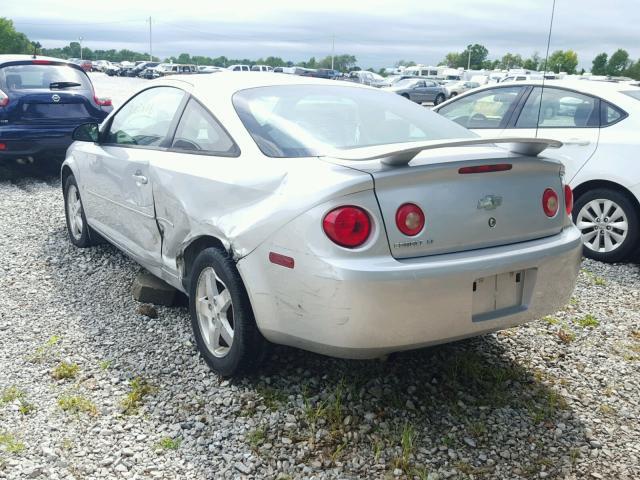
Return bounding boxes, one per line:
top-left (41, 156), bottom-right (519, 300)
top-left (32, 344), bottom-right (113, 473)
top-left (239, 226), bottom-right (583, 359)
top-left (0, 125), bottom-right (76, 160)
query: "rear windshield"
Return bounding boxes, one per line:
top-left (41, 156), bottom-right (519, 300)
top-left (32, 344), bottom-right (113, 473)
top-left (233, 85), bottom-right (473, 157)
top-left (622, 90), bottom-right (640, 101)
top-left (0, 64), bottom-right (91, 91)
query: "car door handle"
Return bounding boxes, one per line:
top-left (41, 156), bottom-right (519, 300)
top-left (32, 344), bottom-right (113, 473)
top-left (132, 172), bottom-right (148, 185)
top-left (564, 139), bottom-right (590, 146)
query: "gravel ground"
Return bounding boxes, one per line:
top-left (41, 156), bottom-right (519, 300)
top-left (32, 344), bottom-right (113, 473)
top-left (0, 76), bottom-right (639, 480)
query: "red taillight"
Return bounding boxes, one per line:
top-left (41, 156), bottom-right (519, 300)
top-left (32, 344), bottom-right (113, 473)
top-left (0, 89), bottom-right (8, 107)
top-left (32, 59), bottom-right (51, 65)
top-left (0, 143), bottom-right (6, 150)
top-left (564, 184), bottom-right (573, 216)
top-left (94, 96), bottom-right (112, 107)
top-left (542, 188), bottom-right (559, 217)
top-left (395, 203), bottom-right (425, 236)
top-left (458, 164), bottom-right (512, 174)
top-left (323, 206), bottom-right (371, 248)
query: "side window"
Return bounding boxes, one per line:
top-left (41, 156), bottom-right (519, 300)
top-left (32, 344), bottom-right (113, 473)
top-left (171, 99), bottom-right (239, 156)
top-left (601, 101), bottom-right (625, 126)
top-left (437, 86), bottom-right (523, 129)
top-left (106, 87), bottom-right (185, 146)
top-left (515, 88), bottom-right (597, 128)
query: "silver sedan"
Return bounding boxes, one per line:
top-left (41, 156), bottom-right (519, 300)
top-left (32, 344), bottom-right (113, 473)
top-left (62, 73), bottom-right (582, 376)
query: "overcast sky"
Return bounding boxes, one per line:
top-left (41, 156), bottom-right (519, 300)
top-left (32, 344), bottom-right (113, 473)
top-left (6, 0), bottom-right (639, 69)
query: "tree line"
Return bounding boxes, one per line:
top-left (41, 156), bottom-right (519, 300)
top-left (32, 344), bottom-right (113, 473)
top-left (1, 17), bottom-right (639, 79)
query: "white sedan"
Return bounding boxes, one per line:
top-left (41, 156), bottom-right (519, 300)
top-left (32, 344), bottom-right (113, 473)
top-left (62, 73), bottom-right (581, 376)
top-left (435, 80), bottom-right (640, 263)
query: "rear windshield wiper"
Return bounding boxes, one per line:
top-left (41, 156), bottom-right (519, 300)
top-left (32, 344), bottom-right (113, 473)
top-left (49, 81), bottom-right (82, 89)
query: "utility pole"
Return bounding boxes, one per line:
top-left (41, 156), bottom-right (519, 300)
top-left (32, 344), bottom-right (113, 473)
top-left (148, 16), bottom-right (153, 61)
top-left (467, 50), bottom-right (471, 70)
top-left (331, 34), bottom-right (335, 70)
top-left (79, 36), bottom-right (84, 60)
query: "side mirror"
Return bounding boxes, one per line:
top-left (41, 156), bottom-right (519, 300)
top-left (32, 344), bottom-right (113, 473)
top-left (72, 122), bottom-right (99, 143)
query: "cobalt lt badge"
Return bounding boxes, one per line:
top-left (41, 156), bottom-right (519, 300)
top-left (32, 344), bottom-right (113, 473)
top-left (488, 217), bottom-right (497, 228)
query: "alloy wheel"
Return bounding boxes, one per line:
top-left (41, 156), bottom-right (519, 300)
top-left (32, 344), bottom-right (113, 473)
top-left (195, 267), bottom-right (234, 358)
top-left (576, 198), bottom-right (628, 253)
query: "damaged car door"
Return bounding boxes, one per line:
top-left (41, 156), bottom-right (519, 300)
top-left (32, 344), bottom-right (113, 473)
top-left (86, 86), bottom-right (186, 267)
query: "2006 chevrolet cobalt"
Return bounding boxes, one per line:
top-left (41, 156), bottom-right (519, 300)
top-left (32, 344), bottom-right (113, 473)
top-left (61, 72), bottom-right (582, 376)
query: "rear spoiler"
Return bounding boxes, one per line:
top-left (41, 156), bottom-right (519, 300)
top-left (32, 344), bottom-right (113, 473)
top-left (329, 137), bottom-right (562, 166)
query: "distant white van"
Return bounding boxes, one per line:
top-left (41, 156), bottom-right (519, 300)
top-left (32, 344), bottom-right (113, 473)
top-left (227, 64), bottom-right (250, 72)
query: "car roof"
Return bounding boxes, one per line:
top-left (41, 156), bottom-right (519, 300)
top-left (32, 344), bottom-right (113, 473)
top-left (0, 55), bottom-right (77, 67)
top-left (158, 71), bottom-right (372, 96)
top-left (481, 79), bottom-right (640, 96)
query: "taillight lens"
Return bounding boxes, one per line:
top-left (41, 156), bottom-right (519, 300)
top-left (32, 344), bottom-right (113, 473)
top-left (94, 96), bottom-right (112, 107)
top-left (395, 203), bottom-right (425, 236)
top-left (323, 206), bottom-right (371, 248)
top-left (564, 184), bottom-right (573, 216)
top-left (0, 89), bottom-right (8, 107)
top-left (542, 188), bottom-right (559, 217)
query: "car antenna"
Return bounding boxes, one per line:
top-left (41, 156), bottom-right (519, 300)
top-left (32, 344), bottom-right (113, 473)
top-left (536, 0), bottom-right (557, 139)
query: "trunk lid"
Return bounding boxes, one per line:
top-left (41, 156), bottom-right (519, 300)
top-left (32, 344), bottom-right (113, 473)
top-left (327, 145), bottom-right (566, 259)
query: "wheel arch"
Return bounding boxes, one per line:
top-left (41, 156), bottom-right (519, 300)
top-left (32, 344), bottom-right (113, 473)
top-left (61, 164), bottom-right (74, 192)
top-left (572, 179), bottom-right (640, 214)
top-left (179, 235), bottom-right (229, 291)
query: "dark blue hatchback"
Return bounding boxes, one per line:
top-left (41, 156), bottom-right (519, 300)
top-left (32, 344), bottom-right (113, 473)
top-left (0, 55), bottom-right (113, 165)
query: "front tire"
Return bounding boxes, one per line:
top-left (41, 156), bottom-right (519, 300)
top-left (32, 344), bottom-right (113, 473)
top-left (434, 94), bottom-right (446, 105)
top-left (188, 247), bottom-right (267, 376)
top-left (573, 188), bottom-right (639, 263)
top-left (63, 175), bottom-right (95, 248)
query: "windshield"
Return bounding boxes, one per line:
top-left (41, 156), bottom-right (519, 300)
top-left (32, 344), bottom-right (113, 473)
top-left (0, 64), bottom-right (90, 91)
top-left (622, 90), bottom-right (640, 101)
top-left (394, 79), bottom-right (420, 89)
top-left (233, 85), bottom-right (474, 157)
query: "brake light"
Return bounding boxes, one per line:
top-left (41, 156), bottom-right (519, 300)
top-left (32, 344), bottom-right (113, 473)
top-left (323, 206), bottom-right (371, 248)
top-left (32, 59), bottom-right (52, 65)
top-left (564, 184), bottom-right (573, 216)
top-left (0, 143), bottom-right (6, 150)
top-left (0, 89), bottom-right (8, 107)
top-left (458, 164), bottom-right (512, 174)
top-left (94, 96), bottom-right (112, 107)
top-left (396, 203), bottom-right (425, 236)
top-left (542, 188), bottom-right (559, 217)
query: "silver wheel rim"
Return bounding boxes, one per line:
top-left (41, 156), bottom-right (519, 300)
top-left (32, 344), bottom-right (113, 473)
top-left (577, 198), bottom-right (628, 253)
top-left (195, 267), bottom-right (234, 358)
top-left (66, 184), bottom-right (84, 240)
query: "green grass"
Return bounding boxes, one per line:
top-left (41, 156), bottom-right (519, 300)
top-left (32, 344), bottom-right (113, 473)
top-left (58, 395), bottom-right (97, 416)
top-left (18, 401), bottom-right (35, 415)
top-left (255, 385), bottom-right (287, 411)
top-left (594, 276), bottom-right (606, 286)
top-left (157, 437), bottom-right (181, 450)
top-left (1, 385), bottom-right (25, 404)
top-left (542, 316), bottom-right (559, 326)
top-left (0, 432), bottom-right (25, 453)
top-left (29, 335), bottom-right (62, 363)
top-left (246, 427), bottom-right (267, 450)
top-left (52, 362), bottom-right (79, 380)
top-left (99, 360), bottom-right (112, 371)
top-left (575, 314), bottom-right (599, 328)
top-left (393, 423), bottom-right (416, 473)
top-left (121, 377), bottom-right (154, 414)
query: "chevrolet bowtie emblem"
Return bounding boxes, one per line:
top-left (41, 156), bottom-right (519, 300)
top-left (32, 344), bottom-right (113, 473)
top-left (477, 195), bottom-right (503, 210)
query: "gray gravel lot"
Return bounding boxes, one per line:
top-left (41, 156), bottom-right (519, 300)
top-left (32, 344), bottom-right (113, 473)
top-left (0, 75), bottom-right (639, 480)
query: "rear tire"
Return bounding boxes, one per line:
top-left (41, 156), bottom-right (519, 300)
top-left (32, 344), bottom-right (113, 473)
top-left (573, 188), bottom-right (639, 263)
top-left (63, 174), bottom-right (96, 248)
top-left (188, 247), bottom-right (267, 376)
top-left (434, 94), bottom-right (446, 105)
